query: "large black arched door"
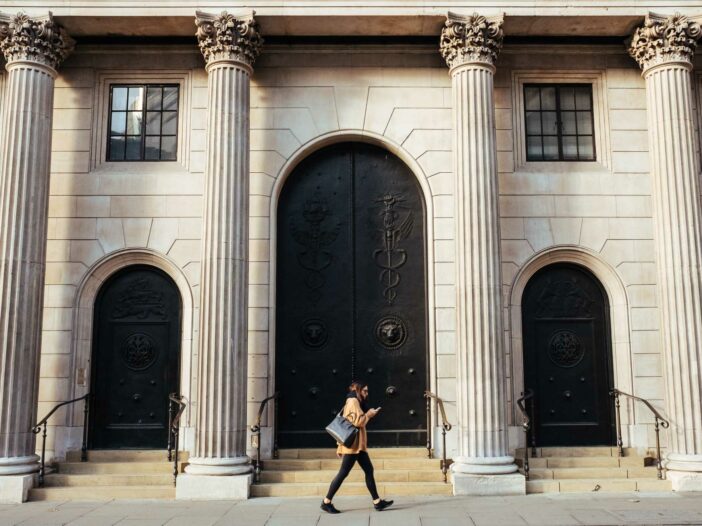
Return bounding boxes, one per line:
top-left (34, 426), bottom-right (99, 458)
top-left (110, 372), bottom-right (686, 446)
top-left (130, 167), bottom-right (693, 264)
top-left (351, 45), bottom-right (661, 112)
top-left (522, 263), bottom-right (614, 446)
top-left (90, 266), bottom-right (181, 449)
top-left (276, 142), bottom-right (428, 448)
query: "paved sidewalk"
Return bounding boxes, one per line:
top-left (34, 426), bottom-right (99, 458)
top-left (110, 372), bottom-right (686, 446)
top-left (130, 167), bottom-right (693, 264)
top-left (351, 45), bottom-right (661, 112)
top-left (2, 493), bottom-right (702, 526)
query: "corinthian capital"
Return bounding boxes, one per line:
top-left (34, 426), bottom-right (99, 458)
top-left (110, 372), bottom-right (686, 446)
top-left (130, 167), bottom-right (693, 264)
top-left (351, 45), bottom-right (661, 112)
top-left (440, 11), bottom-right (504, 70)
top-left (0, 12), bottom-right (74, 71)
top-left (195, 10), bottom-right (263, 70)
top-left (628, 12), bottom-right (702, 72)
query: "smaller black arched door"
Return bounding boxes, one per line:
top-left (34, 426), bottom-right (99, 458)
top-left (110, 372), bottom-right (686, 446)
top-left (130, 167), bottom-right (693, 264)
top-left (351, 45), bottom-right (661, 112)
top-left (522, 263), bottom-right (614, 446)
top-left (90, 266), bottom-right (181, 449)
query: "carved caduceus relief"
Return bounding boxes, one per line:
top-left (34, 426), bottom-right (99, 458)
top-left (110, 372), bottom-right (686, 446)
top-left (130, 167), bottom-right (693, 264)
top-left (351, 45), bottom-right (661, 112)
top-left (291, 191), bottom-right (340, 305)
top-left (373, 193), bottom-right (414, 305)
top-left (112, 278), bottom-right (167, 320)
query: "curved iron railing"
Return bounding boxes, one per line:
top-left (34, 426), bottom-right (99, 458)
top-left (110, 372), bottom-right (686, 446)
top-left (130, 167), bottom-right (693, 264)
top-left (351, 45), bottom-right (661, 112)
top-left (516, 389), bottom-right (535, 481)
top-left (167, 393), bottom-right (187, 485)
top-left (424, 391), bottom-right (452, 483)
top-left (610, 388), bottom-right (670, 480)
top-left (251, 392), bottom-right (279, 484)
top-left (31, 393), bottom-right (90, 487)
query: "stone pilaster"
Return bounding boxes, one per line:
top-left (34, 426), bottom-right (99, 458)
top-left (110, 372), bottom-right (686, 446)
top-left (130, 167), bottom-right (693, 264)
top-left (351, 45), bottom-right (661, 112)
top-left (176, 10), bottom-right (262, 500)
top-left (440, 12), bottom-right (523, 495)
top-left (628, 12), bottom-right (702, 491)
top-left (0, 12), bottom-right (72, 503)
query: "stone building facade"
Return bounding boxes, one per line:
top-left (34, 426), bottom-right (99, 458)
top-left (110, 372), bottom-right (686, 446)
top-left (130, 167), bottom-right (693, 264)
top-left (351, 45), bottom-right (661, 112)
top-left (1, 1), bottom-right (702, 502)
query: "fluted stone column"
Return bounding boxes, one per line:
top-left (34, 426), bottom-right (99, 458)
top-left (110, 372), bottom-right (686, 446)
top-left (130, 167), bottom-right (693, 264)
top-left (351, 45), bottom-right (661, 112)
top-left (629, 12), bottom-right (702, 492)
top-left (440, 12), bottom-right (523, 496)
top-left (0, 13), bottom-right (72, 503)
top-left (176, 11), bottom-right (262, 500)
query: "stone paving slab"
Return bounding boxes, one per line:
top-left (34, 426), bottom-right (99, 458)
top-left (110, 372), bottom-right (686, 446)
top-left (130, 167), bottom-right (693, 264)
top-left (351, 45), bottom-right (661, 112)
top-left (1, 493), bottom-right (702, 526)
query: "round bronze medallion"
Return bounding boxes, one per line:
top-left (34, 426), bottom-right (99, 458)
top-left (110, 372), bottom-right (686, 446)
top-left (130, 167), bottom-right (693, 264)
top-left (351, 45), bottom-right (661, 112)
top-left (300, 318), bottom-right (328, 349)
top-left (375, 315), bottom-right (408, 350)
top-left (122, 333), bottom-right (158, 371)
top-left (548, 330), bottom-right (584, 368)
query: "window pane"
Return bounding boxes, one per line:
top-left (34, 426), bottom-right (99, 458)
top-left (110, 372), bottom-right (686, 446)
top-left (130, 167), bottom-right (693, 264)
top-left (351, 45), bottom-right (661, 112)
top-left (542, 111), bottom-right (558, 135)
top-left (527, 137), bottom-right (542, 160)
top-left (127, 87), bottom-right (144, 111)
top-left (162, 111), bottom-right (177, 135)
top-left (161, 136), bottom-right (177, 161)
top-left (576, 112), bottom-right (593, 135)
top-left (144, 136), bottom-right (160, 160)
top-left (543, 136), bottom-right (559, 160)
top-left (112, 87), bottom-right (128, 111)
top-left (525, 87), bottom-right (541, 111)
top-left (163, 87), bottom-right (178, 111)
top-left (541, 87), bottom-right (556, 110)
top-left (562, 136), bottom-right (578, 160)
top-left (126, 111), bottom-right (142, 135)
top-left (560, 87), bottom-right (575, 110)
top-left (578, 136), bottom-right (595, 160)
top-left (125, 136), bottom-right (141, 160)
top-left (526, 112), bottom-right (541, 135)
top-left (561, 111), bottom-right (576, 135)
top-left (109, 137), bottom-right (125, 160)
top-left (575, 87), bottom-right (592, 110)
top-left (110, 111), bottom-right (126, 135)
top-left (146, 112), bottom-right (161, 135)
top-left (146, 87), bottom-right (162, 110)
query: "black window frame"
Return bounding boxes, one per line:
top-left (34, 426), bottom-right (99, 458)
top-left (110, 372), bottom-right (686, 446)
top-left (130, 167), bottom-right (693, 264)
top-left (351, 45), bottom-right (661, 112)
top-left (523, 83), bottom-right (596, 162)
top-left (106, 83), bottom-right (180, 162)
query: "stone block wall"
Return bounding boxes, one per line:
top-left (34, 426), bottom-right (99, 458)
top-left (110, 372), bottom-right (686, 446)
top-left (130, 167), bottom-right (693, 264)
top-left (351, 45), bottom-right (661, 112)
top-left (32, 42), bottom-right (674, 461)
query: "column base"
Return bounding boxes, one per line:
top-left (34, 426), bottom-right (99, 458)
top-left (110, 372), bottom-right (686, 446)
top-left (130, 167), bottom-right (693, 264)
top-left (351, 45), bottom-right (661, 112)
top-left (184, 456), bottom-right (251, 476)
top-left (452, 472), bottom-right (525, 496)
top-left (0, 474), bottom-right (35, 503)
top-left (176, 473), bottom-right (252, 500)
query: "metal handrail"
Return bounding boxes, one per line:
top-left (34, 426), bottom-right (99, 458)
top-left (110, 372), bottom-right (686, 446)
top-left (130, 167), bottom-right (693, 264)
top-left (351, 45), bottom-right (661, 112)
top-left (31, 393), bottom-right (90, 487)
top-left (424, 391), bottom-right (452, 483)
top-left (516, 389), bottom-right (534, 481)
top-left (167, 393), bottom-right (187, 486)
top-left (610, 388), bottom-right (670, 480)
top-left (251, 392), bottom-right (279, 484)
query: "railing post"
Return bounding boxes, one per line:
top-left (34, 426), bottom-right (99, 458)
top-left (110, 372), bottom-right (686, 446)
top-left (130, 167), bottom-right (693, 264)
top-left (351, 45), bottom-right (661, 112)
top-left (173, 423), bottom-right (179, 486)
top-left (273, 395), bottom-right (279, 459)
top-left (38, 422), bottom-right (47, 487)
top-left (441, 424), bottom-right (447, 483)
top-left (528, 394), bottom-right (536, 456)
top-left (167, 397), bottom-right (174, 462)
top-left (426, 394), bottom-right (432, 458)
top-left (81, 395), bottom-right (89, 462)
top-left (654, 418), bottom-right (663, 480)
top-left (611, 390), bottom-right (623, 458)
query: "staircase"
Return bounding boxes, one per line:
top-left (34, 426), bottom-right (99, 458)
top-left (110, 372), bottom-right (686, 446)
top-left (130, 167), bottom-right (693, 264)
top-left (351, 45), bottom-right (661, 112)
top-left (518, 447), bottom-right (672, 494)
top-left (28, 450), bottom-right (181, 501)
top-left (252, 447), bottom-right (452, 497)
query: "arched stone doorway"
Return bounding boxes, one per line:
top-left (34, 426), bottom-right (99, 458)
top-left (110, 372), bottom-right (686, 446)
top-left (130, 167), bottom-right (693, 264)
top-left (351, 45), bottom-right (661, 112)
top-left (90, 265), bottom-right (182, 449)
top-left (522, 263), bottom-right (615, 447)
top-left (275, 142), bottom-right (428, 447)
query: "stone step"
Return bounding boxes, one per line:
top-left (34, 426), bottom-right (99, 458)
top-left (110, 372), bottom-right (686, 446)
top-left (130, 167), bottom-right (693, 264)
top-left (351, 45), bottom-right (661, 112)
top-left (517, 456), bottom-right (650, 469)
top-left (66, 449), bottom-right (187, 463)
top-left (58, 461), bottom-right (179, 474)
top-left (526, 478), bottom-right (672, 494)
top-left (527, 466), bottom-right (660, 480)
top-left (251, 481), bottom-right (452, 498)
top-left (516, 447), bottom-right (637, 458)
top-left (263, 458), bottom-right (442, 471)
top-left (260, 469), bottom-right (445, 484)
top-left (28, 485), bottom-right (175, 501)
top-left (43, 473), bottom-right (174, 487)
top-left (277, 448), bottom-right (429, 459)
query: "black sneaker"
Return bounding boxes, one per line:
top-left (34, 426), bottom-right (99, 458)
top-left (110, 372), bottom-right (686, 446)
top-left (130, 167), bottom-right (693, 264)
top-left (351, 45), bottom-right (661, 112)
top-left (321, 501), bottom-right (341, 514)
top-left (374, 499), bottom-right (394, 511)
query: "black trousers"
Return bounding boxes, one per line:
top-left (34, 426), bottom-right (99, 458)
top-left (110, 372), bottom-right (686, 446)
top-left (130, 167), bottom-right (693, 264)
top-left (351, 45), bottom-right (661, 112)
top-left (325, 451), bottom-right (380, 500)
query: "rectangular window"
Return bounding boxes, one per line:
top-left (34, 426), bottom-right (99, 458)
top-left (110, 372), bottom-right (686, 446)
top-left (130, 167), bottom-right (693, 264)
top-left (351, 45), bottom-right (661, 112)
top-left (107, 84), bottom-right (179, 161)
top-left (524, 84), bottom-right (595, 162)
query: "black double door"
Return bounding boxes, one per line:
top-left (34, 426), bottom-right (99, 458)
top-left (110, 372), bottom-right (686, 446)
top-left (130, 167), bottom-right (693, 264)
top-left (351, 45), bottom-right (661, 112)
top-left (522, 263), bottom-right (614, 446)
top-left (90, 266), bottom-right (181, 449)
top-left (276, 142), bottom-right (428, 448)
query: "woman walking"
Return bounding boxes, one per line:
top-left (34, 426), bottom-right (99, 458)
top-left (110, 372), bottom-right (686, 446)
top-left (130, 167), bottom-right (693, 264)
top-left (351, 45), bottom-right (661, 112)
top-left (321, 381), bottom-right (394, 514)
